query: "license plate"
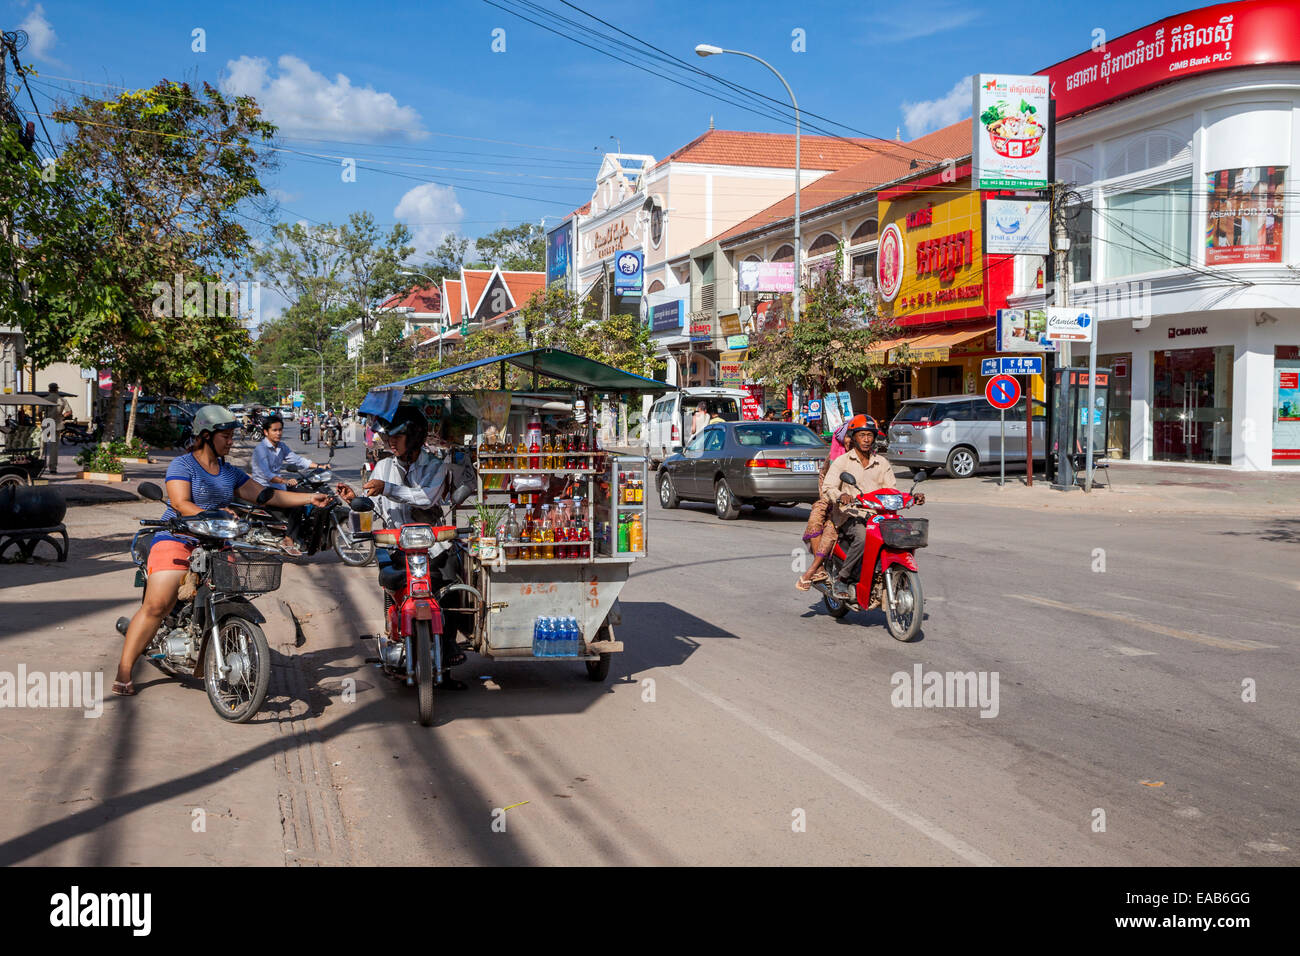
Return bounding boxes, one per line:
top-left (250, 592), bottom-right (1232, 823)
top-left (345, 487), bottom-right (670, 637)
top-left (790, 460), bottom-right (816, 473)
top-left (893, 434), bottom-right (910, 443)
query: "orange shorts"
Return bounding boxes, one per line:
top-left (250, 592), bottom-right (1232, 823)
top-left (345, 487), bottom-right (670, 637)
top-left (147, 538), bottom-right (195, 575)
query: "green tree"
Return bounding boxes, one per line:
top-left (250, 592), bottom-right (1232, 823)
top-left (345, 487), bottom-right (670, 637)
top-left (50, 79), bottom-right (275, 438)
top-left (473, 222), bottom-right (545, 272)
top-left (338, 211), bottom-right (414, 339)
top-left (745, 245), bottom-right (904, 395)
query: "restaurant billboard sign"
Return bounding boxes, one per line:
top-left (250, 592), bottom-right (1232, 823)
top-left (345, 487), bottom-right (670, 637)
top-left (973, 74), bottom-right (1051, 189)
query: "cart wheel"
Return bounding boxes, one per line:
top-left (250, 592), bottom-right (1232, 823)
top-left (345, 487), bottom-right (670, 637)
top-left (585, 624), bottom-right (612, 682)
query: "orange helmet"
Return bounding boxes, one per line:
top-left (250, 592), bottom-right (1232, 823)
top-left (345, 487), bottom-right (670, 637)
top-left (845, 413), bottom-right (879, 439)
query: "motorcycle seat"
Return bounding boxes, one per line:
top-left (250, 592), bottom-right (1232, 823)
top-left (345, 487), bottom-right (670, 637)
top-left (378, 564), bottom-right (406, 592)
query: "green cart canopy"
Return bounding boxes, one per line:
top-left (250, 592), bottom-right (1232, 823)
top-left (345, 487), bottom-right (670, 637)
top-left (359, 347), bottom-right (666, 420)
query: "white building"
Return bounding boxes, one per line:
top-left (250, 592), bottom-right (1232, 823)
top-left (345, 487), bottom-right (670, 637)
top-left (1020, 0), bottom-right (1300, 469)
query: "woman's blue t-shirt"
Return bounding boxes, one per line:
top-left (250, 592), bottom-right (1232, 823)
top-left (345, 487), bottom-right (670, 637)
top-left (155, 454), bottom-right (250, 542)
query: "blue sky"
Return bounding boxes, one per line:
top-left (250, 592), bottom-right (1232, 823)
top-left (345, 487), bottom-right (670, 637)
top-left (10, 0), bottom-right (1209, 260)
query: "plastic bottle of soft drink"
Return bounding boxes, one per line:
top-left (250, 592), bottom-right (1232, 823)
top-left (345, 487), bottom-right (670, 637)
top-left (569, 617), bottom-right (581, 656)
top-left (546, 617), bottom-right (561, 657)
top-left (532, 617), bottom-right (543, 657)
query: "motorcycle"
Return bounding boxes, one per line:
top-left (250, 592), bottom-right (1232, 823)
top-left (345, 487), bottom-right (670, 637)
top-left (60, 418), bottom-right (104, 446)
top-left (116, 481), bottom-right (284, 722)
top-left (812, 471), bottom-right (928, 641)
top-left (242, 451), bottom-right (376, 566)
top-left (299, 419), bottom-right (311, 442)
top-left (349, 494), bottom-right (480, 726)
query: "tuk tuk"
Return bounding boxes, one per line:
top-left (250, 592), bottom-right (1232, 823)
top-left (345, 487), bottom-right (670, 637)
top-left (358, 348), bottom-right (666, 683)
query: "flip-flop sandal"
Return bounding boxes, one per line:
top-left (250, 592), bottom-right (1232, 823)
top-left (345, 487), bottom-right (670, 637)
top-left (446, 649), bottom-right (467, 666)
top-left (809, 569), bottom-right (829, 583)
top-left (112, 680), bottom-right (136, 696)
top-left (796, 577), bottom-right (812, 591)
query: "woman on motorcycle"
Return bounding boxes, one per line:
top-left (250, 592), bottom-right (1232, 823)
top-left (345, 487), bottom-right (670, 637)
top-left (113, 405), bottom-right (332, 697)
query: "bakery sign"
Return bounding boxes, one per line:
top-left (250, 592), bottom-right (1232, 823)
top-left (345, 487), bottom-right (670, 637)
top-left (583, 213), bottom-right (637, 262)
top-left (878, 189), bottom-right (985, 319)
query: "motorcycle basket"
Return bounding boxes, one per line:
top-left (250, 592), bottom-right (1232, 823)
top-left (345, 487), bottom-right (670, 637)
top-left (879, 517), bottom-right (928, 550)
top-left (211, 551), bottom-right (283, 595)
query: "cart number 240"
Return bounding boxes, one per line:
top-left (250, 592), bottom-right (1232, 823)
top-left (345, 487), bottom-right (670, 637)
top-left (588, 574), bottom-right (599, 608)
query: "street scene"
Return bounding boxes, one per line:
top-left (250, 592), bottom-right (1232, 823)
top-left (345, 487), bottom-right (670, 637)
top-left (0, 0), bottom-right (1297, 907)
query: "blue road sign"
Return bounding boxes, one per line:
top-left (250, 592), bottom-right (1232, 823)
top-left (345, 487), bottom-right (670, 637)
top-left (982, 356), bottom-right (1043, 376)
top-left (808, 399), bottom-right (822, 418)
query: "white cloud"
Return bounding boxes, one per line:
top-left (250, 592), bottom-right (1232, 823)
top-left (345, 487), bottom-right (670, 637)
top-left (393, 183), bottom-right (465, 260)
top-left (220, 55), bottom-right (426, 141)
top-left (266, 188), bottom-right (302, 204)
top-left (19, 3), bottom-right (59, 63)
top-left (865, 4), bottom-right (979, 42)
top-left (901, 75), bottom-right (972, 139)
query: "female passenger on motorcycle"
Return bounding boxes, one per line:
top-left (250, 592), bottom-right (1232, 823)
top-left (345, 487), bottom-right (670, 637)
top-left (336, 405), bottom-right (471, 687)
top-left (113, 405), bottom-right (331, 697)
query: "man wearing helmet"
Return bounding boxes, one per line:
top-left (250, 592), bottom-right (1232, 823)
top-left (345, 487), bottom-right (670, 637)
top-left (337, 405), bottom-right (471, 686)
top-left (822, 414), bottom-right (924, 602)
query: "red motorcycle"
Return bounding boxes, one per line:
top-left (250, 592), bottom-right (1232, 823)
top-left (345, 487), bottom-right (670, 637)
top-left (349, 499), bottom-right (479, 726)
top-left (814, 471), bottom-right (928, 641)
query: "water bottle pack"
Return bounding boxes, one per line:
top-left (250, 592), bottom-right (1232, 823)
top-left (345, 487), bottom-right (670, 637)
top-left (532, 615), bottom-right (583, 657)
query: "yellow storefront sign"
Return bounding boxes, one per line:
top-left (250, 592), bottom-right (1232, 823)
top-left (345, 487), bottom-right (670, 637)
top-left (878, 185), bottom-right (985, 320)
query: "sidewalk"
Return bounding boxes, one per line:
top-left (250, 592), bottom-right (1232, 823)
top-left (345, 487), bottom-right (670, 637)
top-left (36, 448), bottom-right (182, 506)
top-left (914, 460), bottom-right (1300, 516)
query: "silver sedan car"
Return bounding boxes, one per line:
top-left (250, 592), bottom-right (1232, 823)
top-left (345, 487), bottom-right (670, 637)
top-left (656, 421), bottom-right (828, 519)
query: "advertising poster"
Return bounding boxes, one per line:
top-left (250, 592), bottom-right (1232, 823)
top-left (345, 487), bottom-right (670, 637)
top-left (973, 74), bottom-right (1050, 189)
top-left (738, 260), bottom-right (796, 293)
top-left (1206, 167), bottom-right (1285, 265)
top-left (985, 199), bottom-right (1051, 255)
top-left (545, 221), bottom-right (572, 287)
top-left (613, 249), bottom-right (643, 295)
top-left (996, 308), bottom-right (1057, 352)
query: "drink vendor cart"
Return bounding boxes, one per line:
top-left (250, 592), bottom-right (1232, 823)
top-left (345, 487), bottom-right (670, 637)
top-left (357, 348), bottom-right (666, 682)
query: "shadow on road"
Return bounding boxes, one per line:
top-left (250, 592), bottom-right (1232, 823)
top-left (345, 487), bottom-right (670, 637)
top-left (1217, 519), bottom-right (1300, 544)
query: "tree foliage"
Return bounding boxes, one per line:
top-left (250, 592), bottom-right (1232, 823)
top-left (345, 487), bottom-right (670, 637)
top-left (745, 246), bottom-right (905, 393)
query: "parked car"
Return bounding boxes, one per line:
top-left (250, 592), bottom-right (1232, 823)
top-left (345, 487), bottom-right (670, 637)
top-left (886, 394), bottom-right (1046, 478)
top-left (645, 387), bottom-right (749, 466)
top-left (121, 396), bottom-right (195, 449)
top-left (657, 420), bottom-right (827, 519)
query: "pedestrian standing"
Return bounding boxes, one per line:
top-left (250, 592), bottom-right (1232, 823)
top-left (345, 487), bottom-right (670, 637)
top-left (41, 413), bottom-right (57, 474)
top-left (42, 382), bottom-right (72, 474)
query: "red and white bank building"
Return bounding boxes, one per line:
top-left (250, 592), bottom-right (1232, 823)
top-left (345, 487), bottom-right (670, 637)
top-left (1012, 0), bottom-right (1300, 469)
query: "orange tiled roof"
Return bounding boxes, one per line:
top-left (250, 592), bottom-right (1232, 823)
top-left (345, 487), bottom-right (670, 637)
top-left (714, 120), bottom-right (973, 245)
top-left (652, 129), bottom-right (885, 172)
top-left (443, 280), bottom-right (462, 321)
top-left (462, 269), bottom-right (493, 314)
top-left (500, 271), bottom-right (545, 306)
top-left (379, 284), bottom-right (441, 314)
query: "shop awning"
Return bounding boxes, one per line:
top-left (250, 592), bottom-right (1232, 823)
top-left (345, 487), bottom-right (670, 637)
top-left (865, 335), bottom-right (917, 365)
top-left (359, 347), bottom-right (668, 418)
top-left (887, 325), bottom-right (994, 364)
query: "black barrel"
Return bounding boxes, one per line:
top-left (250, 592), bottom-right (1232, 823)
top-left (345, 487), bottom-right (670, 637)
top-left (0, 485), bottom-right (68, 529)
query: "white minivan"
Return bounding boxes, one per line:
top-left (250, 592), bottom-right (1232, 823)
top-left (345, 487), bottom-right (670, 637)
top-left (646, 387), bottom-right (750, 466)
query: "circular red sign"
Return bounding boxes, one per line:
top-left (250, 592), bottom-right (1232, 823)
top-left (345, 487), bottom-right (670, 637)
top-left (985, 374), bottom-right (1021, 410)
top-left (877, 222), bottom-right (904, 302)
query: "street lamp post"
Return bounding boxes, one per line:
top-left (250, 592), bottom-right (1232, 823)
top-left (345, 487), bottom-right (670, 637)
top-left (303, 347), bottom-right (324, 412)
top-left (280, 363), bottom-right (300, 394)
top-left (695, 43), bottom-right (801, 322)
top-left (399, 269), bottom-right (443, 364)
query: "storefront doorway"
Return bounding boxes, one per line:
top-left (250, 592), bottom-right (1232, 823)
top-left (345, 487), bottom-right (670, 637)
top-left (1275, 346), bottom-right (1300, 465)
top-left (1152, 346), bottom-right (1233, 464)
top-left (1095, 352), bottom-right (1132, 457)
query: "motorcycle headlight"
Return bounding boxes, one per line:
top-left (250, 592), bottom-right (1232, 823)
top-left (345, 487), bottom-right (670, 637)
top-left (406, 554), bottom-right (430, 579)
top-left (184, 517), bottom-right (249, 539)
top-left (399, 524), bottom-right (435, 549)
top-left (876, 494), bottom-right (904, 511)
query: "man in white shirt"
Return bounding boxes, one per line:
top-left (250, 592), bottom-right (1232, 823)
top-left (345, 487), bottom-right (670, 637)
top-left (250, 414), bottom-right (318, 549)
top-left (43, 383), bottom-right (73, 474)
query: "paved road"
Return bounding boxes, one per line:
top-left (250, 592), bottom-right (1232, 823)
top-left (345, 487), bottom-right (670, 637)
top-left (2, 463), bottom-right (1295, 865)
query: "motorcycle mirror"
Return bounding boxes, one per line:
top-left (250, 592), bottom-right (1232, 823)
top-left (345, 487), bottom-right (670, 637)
top-left (256, 487), bottom-right (276, 505)
top-left (912, 470), bottom-right (928, 484)
top-left (349, 496), bottom-right (374, 513)
top-left (450, 482), bottom-right (476, 508)
top-left (138, 481), bottom-right (164, 502)
top-left (839, 472), bottom-right (858, 486)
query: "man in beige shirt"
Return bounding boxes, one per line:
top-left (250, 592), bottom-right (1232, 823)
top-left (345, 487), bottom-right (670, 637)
top-left (821, 415), bottom-right (923, 600)
top-left (43, 382), bottom-right (73, 475)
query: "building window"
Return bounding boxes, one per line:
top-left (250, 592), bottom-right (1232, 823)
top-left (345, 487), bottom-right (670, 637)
top-left (772, 244), bottom-right (794, 262)
top-left (851, 252), bottom-right (876, 282)
top-left (851, 218), bottom-right (878, 243)
top-left (1065, 200), bottom-right (1093, 284)
top-left (1104, 179), bottom-right (1191, 278)
top-left (808, 233), bottom-right (840, 257)
top-left (647, 279), bottom-right (664, 294)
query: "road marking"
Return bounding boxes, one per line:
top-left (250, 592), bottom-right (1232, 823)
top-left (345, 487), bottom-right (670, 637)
top-left (669, 673), bottom-right (998, 866)
top-left (1006, 595), bottom-right (1277, 651)
top-left (1110, 645), bottom-right (1157, 657)
top-left (502, 801), bottom-right (530, 812)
